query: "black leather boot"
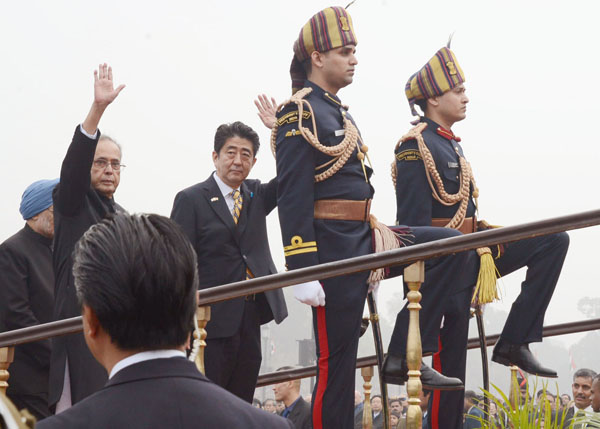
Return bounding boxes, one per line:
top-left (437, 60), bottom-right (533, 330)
top-left (491, 338), bottom-right (557, 378)
top-left (382, 354), bottom-right (464, 391)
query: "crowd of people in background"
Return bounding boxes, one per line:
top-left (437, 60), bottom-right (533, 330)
top-left (247, 367), bottom-right (600, 428)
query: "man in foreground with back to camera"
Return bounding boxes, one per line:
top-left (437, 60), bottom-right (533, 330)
top-left (50, 63), bottom-right (126, 412)
top-left (37, 212), bottom-right (293, 428)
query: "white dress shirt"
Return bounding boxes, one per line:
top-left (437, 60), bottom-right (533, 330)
top-left (213, 172), bottom-right (240, 216)
top-left (109, 349), bottom-right (186, 379)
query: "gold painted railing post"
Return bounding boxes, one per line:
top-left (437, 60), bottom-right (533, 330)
top-left (361, 366), bottom-right (374, 429)
top-left (508, 365), bottom-right (520, 410)
top-left (194, 306), bottom-right (211, 375)
top-left (404, 261), bottom-right (425, 429)
top-left (0, 346), bottom-right (14, 396)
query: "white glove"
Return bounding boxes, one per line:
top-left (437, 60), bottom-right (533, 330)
top-left (368, 281), bottom-right (380, 294)
top-left (293, 280), bottom-right (326, 307)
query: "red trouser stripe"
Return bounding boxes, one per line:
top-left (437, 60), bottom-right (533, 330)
top-left (313, 306), bottom-right (329, 429)
top-left (431, 336), bottom-right (443, 429)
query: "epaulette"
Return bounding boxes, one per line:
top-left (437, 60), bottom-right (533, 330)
top-left (391, 122), bottom-right (429, 187)
top-left (270, 87), bottom-right (365, 183)
top-left (394, 122), bottom-right (428, 151)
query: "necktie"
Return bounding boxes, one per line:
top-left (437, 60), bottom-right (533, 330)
top-left (231, 189), bottom-right (243, 225)
top-left (231, 190), bottom-right (254, 283)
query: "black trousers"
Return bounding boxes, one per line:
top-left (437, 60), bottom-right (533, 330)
top-left (311, 270), bottom-right (370, 429)
top-left (204, 300), bottom-right (262, 403)
top-left (388, 227), bottom-right (479, 356)
top-left (387, 227), bottom-right (479, 429)
top-left (427, 286), bottom-right (472, 429)
top-left (8, 392), bottom-right (52, 422)
top-left (495, 232), bottom-right (569, 344)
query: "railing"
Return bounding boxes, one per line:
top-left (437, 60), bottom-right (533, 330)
top-left (0, 209), bottom-right (599, 428)
top-left (254, 318), bottom-right (600, 386)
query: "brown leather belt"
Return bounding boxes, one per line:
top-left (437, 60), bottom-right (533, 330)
top-left (431, 216), bottom-right (477, 235)
top-left (314, 199), bottom-right (372, 222)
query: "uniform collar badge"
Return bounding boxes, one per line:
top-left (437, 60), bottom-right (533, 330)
top-left (436, 126), bottom-right (461, 142)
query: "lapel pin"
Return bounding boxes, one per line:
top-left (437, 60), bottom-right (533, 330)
top-left (211, 197), bottom-right (219, 202)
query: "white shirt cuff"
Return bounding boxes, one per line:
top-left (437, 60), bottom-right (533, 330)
top-left (79, 124), bottom-right (98, 139)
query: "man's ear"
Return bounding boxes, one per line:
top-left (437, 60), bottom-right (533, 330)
top-left (311, 51), bottom-right (325, 69)
top-left (427, 97), bottom-right (440, 109)
top-left (212, 150), bottom-right (218, 165)
top-left (82, 304), bottom-right (101, 338)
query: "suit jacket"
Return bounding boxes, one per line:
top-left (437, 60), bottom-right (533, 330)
top-left (49, 126), bottom-right (124, 406)
top-left (37, 357), bottom-right (294, 429)
top-left (0, 225), bottom-right (53, 397)
top-left (372, 411), bottom-right (384, 429)
top-left (171, 174), bottom-right (287, 339)
top-left (287, 396), bottom-right (312, 429)
top-left (463, 406), bottom-right (485, 428)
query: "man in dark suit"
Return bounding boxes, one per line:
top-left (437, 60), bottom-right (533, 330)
top-left (273, 366), bottom-right (312, 429)
top-left (37, 212), bottom-right (293, 429)
top-left (171, 121), bottom-right (287, 402)
top-left (463, 391), bottom-right (484, 429)
top-left (49, 63), bottom-right (126, 412)
top-left (0, 179), bottom-right (58, 420)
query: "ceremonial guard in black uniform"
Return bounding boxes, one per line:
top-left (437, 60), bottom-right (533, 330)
top-left (273, 8), bottom-right (472, 428)
top-left (273, 7), bottom-right (379, 429)
top-left (391, 43), bottom-right (569, 428)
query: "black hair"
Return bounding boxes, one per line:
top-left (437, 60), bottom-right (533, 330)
top-left (574, 368), bottom-right (598, 382)
top-left (389, 398), bottom-right (401, 405)
top-left (302, 58), bottom-right (312, 77)
top-left (415, 99), bottom-right (428, 115)
top-left (214, 121), bottom-right (260, 156)
top-left (371, 395), bottom-right (382, 402)
top-left (465, 390), bottom-right (478, 400)
top-left (73, 212), bottom-right (198, 351)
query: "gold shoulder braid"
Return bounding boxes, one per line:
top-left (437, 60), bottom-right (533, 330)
top-left (391, 123), bottom-right (500, 305)
top-left (270, 87), bottom-right (370, 183)
top-left (272, 88), bottom-right (404, 284)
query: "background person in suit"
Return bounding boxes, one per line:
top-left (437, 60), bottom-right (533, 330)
top-left (0, 179), bottom-right (58, 420)
top-left (49, 63), bottom-right (126, 412)
top-left (273, 366), bottom-right (312, 428)
top-left (37, 212), bottom-right (293, 429)
top-left (171, 121), bottom-right (287, 402)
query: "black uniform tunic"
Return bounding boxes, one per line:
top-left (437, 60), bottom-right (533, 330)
top-left (49, 126), bottom-right (123, 408)
top-left (275, 80), bottom-right (373, 429)
top-left (0, 224), bottom-right (54, 419)
top-left (393, 116), bottom-right (569, 429)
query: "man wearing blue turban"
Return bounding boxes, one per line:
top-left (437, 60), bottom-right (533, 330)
top-left (0, 178), bottom-right (59, 420)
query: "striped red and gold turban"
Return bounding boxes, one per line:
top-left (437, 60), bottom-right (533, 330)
top-left (405, 47), bottom-right (465, 116)
top-left (290, 6), bottom-right (358, 94)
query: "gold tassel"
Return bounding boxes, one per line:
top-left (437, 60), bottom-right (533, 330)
top-left (368, 215), bottom-right (401, 283)
top-left (471, 247), bottom-right (500, 304)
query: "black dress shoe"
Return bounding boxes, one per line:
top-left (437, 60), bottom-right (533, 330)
top-left (382, 354), bottom-right (464, 391)
top-left (491, 339), bottom-right (558, 378)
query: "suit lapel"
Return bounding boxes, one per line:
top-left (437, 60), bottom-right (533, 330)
top-left (236, 181), bottom-right (252, 239)
top-left (203, 175), bottom-right (238, 241)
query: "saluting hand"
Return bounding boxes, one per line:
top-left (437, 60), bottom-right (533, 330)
top-left (93, 63), bottom-right (125, 107)
top-left (254, 94), bottom-right (278, 130)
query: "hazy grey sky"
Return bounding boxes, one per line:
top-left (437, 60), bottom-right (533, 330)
top-left (1, 0), bottom-right (598, 354)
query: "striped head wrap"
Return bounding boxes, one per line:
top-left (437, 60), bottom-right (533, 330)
top-left (290, 6), bottom-right (358, 94)
top-left (405, 46), bottom-right (465, 117)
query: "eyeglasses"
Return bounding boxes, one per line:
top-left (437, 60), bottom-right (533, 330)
top-left (93, 159), bottom-right (126, 171)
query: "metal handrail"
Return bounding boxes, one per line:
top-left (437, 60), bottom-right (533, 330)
top-left (255, 317), bottom-right (600, 387)
top-left (0, 209), bottom-right (599, 348)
